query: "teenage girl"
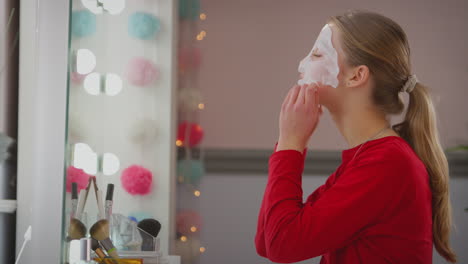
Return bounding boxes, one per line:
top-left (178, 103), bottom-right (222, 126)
top-left (255, 10), bottom-right (456, 264)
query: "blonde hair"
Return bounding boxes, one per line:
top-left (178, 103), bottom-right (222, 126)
top-left (329, 10), bottom-right (456, 262)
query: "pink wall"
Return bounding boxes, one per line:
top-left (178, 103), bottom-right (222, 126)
top-left (197, 0), bottom-right (468, 150)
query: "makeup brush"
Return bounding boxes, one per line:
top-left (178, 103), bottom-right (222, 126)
top-left (137, 219), bottom-right (161, 251)
top-left (91, 238), bottom-right (107, 259)
top-left (105, 184), bottom-right (114, 220)
top-left (68, 218), bottom-right (87, 240)
top-left (90, 219), bottom-right (119, 259)
top-left (70, 182), bottom-right (78, 219)
top-left (75, 177), bottom-right (93, 220)
top-left (91, 177), bottom-right (105, 220)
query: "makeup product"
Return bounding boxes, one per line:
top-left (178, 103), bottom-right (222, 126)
top-left (90, 219), bottom-right (119, 259)
top-left (68, 218), bottom-right (87, 240)
top-left (91, 238), bottom-right (107, 259)
top-left (93, 259), bottom-right (143, 264)
top-left (137, 219), bottom-right (161, 251)
top-left (69, 179), bottom-right (92, 240)
top-left (80, 238), bottom-right (92, 262)
top-left (105, 184), bottom-right (114, 221)
top-left (91, 177), bottom-right (105, 220)
top-left (70, 182), bottom-right (78, 219)
top-left (76, 177), bottom-right (93, 220)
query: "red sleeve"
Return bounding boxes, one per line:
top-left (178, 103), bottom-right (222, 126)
top-left (255, 143), bottom-right (307, 258)
top-left (255, 146), bottom-right (405, 263)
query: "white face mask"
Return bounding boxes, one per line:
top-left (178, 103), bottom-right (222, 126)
top-left (298, 24), bottom-right (339, 88)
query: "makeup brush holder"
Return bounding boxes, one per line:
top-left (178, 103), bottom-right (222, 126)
top-left (138, 227), bottom-right (161, 252)
top-left (110, 213), bottom-right (143, 251)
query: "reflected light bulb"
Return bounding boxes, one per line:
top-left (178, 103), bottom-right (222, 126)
top-left (200, 247), bottom-right (206, 253)
top-left (190, 226), bottom-right (197, 232)
top-left (83, 72), bottom-right (101, 95)
top-left (76, 49), bottom-right (96, 74)
top-left (180, 236), bottom-right (187, 242)
top-left (81, 0), bottom-right (104, 14)
top-left (200, 13), bottom-right (206, 20)
top-left (73, 143), bottom-right (98, 175)
top-left (194, 190), bottom-right (201, 197)
top-left (105, 73), bottom-right (123, 96)
top-left (101, 0), bottom-right (125, 15)
top-left (102, 152), bottom-right (120, 175)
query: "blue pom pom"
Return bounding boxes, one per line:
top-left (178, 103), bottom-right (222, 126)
top-left (71, 10), bottom-right (96, 38)
top-left (128, 12), bottom-right (161, 40)
top-left (177, 159), bottom-right (205, 185)
top-left (128, 216), bottom-right (138, 223)
top-left (179, 0), bottom-right (200, 20)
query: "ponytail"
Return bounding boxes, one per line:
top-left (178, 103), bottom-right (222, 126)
top-left (394, 83), bottom-right (457, 263)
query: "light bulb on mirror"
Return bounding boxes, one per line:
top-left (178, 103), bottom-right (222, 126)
top-left (100, 0), bottom-right (125, 15)
top-left (83, 72), bottom-right (101, 95)
top-left (72, 143), bottom-right (98, 175)
top-left (102, 152), bottom-right (120, 176)
top-left (81, 0), bottom-right (104, 14)
top-left (76, 49), bottom-right (96, 74)
top-left (105, 73), bottom-right (123, 96)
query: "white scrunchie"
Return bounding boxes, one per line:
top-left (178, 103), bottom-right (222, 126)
top-left (402, 74), bottom-right (418, 93)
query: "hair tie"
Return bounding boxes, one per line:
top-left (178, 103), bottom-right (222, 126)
top-left (402, 74), bottom-right (418, 93)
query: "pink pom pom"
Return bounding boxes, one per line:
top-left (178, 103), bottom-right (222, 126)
top-left (126, 57), bottom-right (159, 86)
top-left (66, 166), bottom-right (91, 193)
top-left (70, 72), bottom-right (87, 84)
top-left (176, 210), bottom-right (203, 235)
top-left (121, 165), bottom-right (153, 195)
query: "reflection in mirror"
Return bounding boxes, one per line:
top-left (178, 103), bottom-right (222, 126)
top-left (75, 48), bottom-right (96, 74)
top-left (72, 143), bottom-right (98, 175)
top-left (83, 72), bottom-right (123, 96)
top-left (104, 73), bottom-right (123, 96)
top-left (100, 0), bottom-right (126, 15)
top-left (102, 152), bottom-right (120, 176)
top-left (80, 0), bottom-right (104, 14)
top-left (83, 72), bottom-right (100, 95)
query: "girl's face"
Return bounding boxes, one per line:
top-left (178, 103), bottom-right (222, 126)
top-left (298, 24), bottom-right (340, 88)
top-left (298, 24), bottom-right (351, 111)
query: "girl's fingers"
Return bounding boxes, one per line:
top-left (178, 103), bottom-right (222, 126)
top-left (282, 85), bottom-right (295, 109)
top-left (282, 89), bottom-right (291, 109)
top-left (297, 84), bottom-right (306, 105)
top-left (290, 85), bottom-right (301, 105)
top-left (314, 85), bottom-right (319, 108)
top-left (305, 84), bottom-right (317, 108)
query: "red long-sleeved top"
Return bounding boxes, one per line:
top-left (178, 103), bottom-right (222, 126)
top-left (255, 136), bottom-right (433, 264)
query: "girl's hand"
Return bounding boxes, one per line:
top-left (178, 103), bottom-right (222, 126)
top-left (277, 84), bottom-right (323, 152)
